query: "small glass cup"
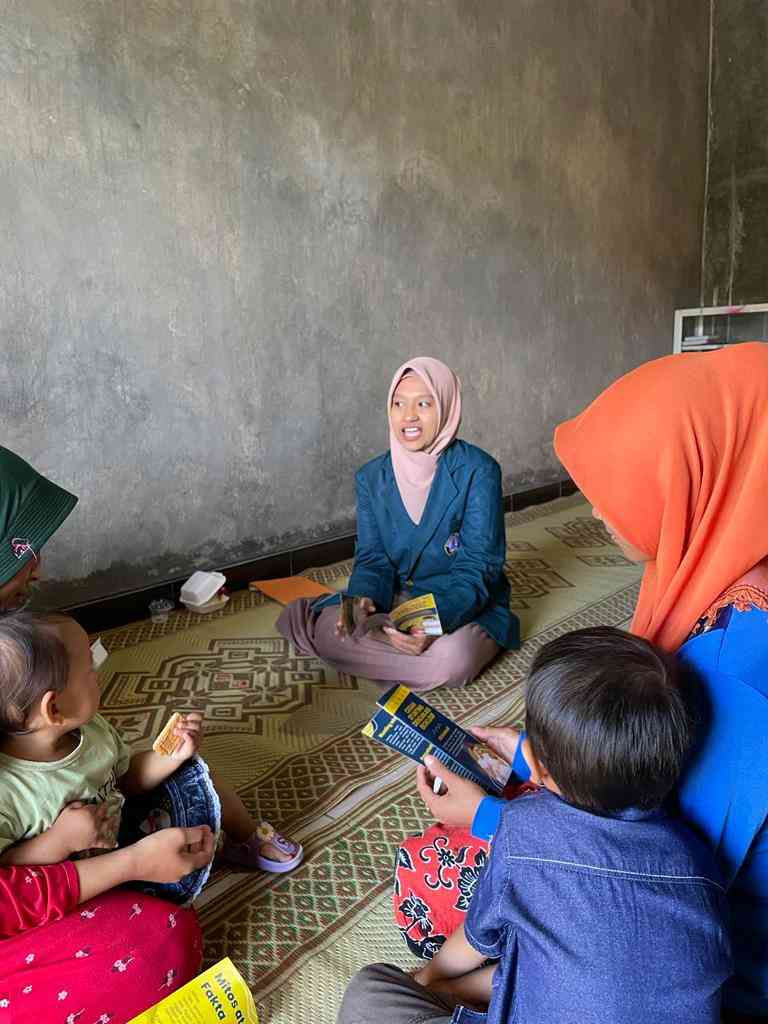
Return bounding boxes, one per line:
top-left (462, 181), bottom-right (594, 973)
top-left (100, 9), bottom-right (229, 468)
top-left (148, 597), bottom-right (175, 623)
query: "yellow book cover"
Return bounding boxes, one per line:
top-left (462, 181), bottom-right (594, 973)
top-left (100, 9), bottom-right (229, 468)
top-left (127, 958), bottom-right (259, 1023)
top-left (390, 593), bottom-right (443, 636)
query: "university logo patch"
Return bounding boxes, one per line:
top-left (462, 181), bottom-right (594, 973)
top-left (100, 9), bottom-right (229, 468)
top-left (443, 532), bottom-right (460, 557)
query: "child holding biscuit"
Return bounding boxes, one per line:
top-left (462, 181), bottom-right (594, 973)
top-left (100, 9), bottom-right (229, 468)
top-left (0, 611), bottom-right (303, 894)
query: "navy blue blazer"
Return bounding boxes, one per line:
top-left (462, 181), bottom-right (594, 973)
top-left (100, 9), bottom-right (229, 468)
top-left (320, 440), bottom-right (519, 650)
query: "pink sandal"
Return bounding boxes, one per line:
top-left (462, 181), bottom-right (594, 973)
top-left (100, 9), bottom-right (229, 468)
top-left (221, 821), bottom-right (304, 874)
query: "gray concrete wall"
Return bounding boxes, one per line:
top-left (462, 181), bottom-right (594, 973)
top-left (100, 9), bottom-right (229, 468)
top-left (702, 0), bottom-right (768, 305)
top-left (0, 1), bottom-right (708, 605)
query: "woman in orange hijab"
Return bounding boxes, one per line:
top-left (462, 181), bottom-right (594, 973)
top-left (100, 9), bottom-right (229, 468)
top-left (554, 341), bottom-right (768, 653)
top-left (412, 343), bottom-right (768, 1021)
top-left (555, 342), bottom-right (768, 1021)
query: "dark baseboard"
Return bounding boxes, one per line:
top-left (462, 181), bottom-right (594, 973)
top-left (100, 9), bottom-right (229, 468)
top-left (503, 476), bottom-right (579, 512)
top-left (65, 477), bottom-right (579, 635)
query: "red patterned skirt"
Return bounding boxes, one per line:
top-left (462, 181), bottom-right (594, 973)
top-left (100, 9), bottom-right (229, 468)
top-left (393, 783), bottom-right (537, 958)
top-left (0, 890), bottom-right (202, 1024)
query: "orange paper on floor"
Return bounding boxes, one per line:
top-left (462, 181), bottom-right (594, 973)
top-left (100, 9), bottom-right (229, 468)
top-left (249, 576), bottom-right (334, 604)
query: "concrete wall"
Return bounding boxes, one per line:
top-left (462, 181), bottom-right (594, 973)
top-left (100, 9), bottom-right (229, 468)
top-left (0, 1), bottom-right (708, 605)
top-left (701, 0), bottom-right (768, 305)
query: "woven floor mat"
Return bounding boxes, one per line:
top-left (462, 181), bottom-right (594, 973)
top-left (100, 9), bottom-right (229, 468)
top-left (92, 495), bottom-right (642, 1021)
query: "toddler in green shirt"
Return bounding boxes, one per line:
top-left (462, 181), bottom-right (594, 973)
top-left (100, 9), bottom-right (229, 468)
top-left (0, 612), bottom-right (303, 883)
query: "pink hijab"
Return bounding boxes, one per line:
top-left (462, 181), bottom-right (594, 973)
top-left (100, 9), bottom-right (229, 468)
top-left (387, 357), bottom-right (462, 524)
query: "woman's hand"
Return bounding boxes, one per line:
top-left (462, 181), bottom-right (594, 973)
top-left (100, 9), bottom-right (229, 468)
top-left (382, 626), bottom-right (435, 655)
top-left (469, 725), bottom-right (521, 764)
top-left (335, 596), bottom-right (376, 637)
top-left (169, 712), bottom-right (203, 761)
top-left (416, 755), bottom-right (485, 828)
top-left (128, 826), bottom-right (215, 883)
top-left (74, 825), bottom-right (216, 903)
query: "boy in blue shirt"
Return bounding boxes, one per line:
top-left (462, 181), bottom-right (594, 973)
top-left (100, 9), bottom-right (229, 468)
top-left (338, 627), bottom-right (732, 1024)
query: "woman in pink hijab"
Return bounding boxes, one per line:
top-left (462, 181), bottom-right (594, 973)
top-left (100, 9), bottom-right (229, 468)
top-left (277, 358), bottom-right (519, 691)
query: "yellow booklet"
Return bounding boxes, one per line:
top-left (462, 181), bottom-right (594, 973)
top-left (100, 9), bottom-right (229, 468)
top-left (127, 958), bottom-right (259, 1023)
top-left (390, 593), bottom-right (443, 636)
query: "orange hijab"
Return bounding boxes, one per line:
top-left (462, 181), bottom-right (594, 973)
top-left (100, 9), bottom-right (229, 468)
top-left (554, 343), bottom-right (768, 652)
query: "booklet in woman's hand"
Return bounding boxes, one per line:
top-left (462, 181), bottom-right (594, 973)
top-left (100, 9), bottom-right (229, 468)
top-left (342, 592), bottom-right (444, 639)
top-left (362, 685), bottom-right (512, 794)
top-left (389, 593), bottom-right (443, 636)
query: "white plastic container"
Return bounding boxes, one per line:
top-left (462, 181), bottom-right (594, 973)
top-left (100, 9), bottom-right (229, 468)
top-left (180, 571), bottom-right (226, 608)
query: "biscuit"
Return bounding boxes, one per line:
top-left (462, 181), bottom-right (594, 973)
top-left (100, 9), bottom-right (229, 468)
top-left (153, 712), bottom-right (182, 757)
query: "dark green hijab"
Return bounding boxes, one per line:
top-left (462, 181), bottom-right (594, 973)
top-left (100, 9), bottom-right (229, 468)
top-left (0, 447), bottom-right (77, 587)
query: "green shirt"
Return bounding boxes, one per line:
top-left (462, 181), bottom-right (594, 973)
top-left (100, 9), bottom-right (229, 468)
top-left (0, 714), bottom-right (130, 854)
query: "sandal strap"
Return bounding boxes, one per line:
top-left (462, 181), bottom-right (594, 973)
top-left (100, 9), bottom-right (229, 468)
top-left (270, 831), bottom-right (300, 856)
top-left (257, 821), bottom-right (299, 857)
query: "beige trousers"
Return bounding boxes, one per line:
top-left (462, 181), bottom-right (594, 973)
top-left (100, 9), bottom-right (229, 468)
top-left (276, 600), bottom-right (500, 692)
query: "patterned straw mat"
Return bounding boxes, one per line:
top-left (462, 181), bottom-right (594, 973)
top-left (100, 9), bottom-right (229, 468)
top-left (94, 496), bottom-right (642, 1022)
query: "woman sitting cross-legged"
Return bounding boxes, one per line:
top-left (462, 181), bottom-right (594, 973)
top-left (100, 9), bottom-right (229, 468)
top-left (278, 357), bottom-right (519, 692)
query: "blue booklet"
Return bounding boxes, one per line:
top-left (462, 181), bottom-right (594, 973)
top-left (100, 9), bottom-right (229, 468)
top-left (362, 685), bottom-right (512, 795)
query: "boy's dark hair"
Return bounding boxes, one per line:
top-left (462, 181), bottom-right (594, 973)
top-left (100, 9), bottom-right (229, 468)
top-left (525, 626), bottom-right (692, 813)
top-left (0, 611), bottom-right (69, 735)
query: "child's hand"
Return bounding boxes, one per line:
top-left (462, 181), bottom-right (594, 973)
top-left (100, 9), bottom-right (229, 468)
top-left (416, 756), bottom-right (485, 828)
top-left (412, 922), bottom-right (491, 1008)
top-left (411, 963), bottom-right (457, 995)
top-left (469, 725), bottom-right (521, 764)
top-left (416, 965), bottom-right (495, 1010)
top-left (169, 712), bottom-right (203, 760)
top-left (411, 964), bottom-right (437, 987)
top-left (128, 825), bottom-right (215, 883)
top-left (50, 801), bottom-right (120, 857)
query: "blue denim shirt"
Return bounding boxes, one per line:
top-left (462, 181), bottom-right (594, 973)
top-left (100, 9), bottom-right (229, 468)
top-left (474, 604), bottom-right (768, 1015)
top-left (458, 789), bottom-right (731, 1024)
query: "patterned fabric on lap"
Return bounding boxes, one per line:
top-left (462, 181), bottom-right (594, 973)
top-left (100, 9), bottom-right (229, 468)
top-left (393, 782), bottom-right (537, 958)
